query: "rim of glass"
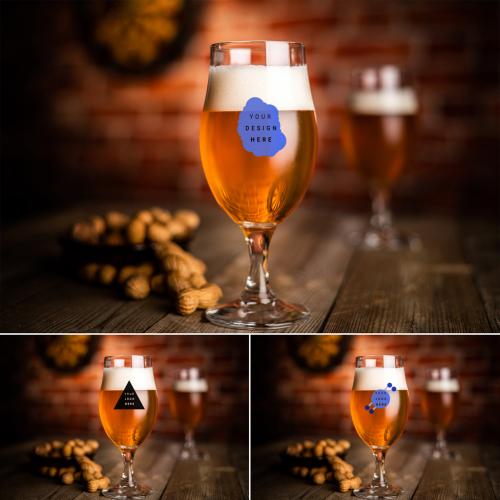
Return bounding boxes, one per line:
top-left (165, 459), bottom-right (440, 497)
top-left (425, 366), bottom-right (458, 378)
top-left (355, 354), bottom-right (404, 365)
top-left (166, 366), bottom-right (206, 376)
top-left (104, 355), bottom-right (152, 360)
top-left (104, 355), bottom-right (152, 366)
top-left (211, 40), bottom-right (304, 50)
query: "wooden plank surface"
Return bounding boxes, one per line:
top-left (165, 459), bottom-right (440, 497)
top-left (0, 437), bottom-right (248, 500)
top-left (162, 444), bottom-right (247, 499)
top-left (252, 438), bottom-right (498, 500)
top-left (324, 218), bottom-right (495, 333)
top-left (412, 444), bottom-right (497, 500)
top-left (0, 200), bottom-right (497, 333)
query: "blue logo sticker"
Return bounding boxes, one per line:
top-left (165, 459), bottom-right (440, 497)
top-left (237, 97), bottom-right (286, 157)
top-left (364, 383), bottom-right (397, 415)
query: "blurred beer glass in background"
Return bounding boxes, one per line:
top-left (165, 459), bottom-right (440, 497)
top-left (99, 355), bottom-right (158, 499)
top-left (167, 367), bottom-right (208, 460)
top-left (420, 367), bottom-right (460, 459)
top-left (350, 355), bottom-right (409, 499)
top-left (341, 66), bottom-right (419, 250)
top-left (200, 40), bottom-right (317, 329)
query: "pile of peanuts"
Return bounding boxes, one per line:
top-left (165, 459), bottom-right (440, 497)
top-left (284, 439), bottom-right (362, 492)
top-left (33, 439), bottom-right (110, 493)
top-left (79, 240), bottom-right (222, 315)
top-left (70, 208), bottom-right (223, 315)
top-left (70, 208), bottom-right (200, 246)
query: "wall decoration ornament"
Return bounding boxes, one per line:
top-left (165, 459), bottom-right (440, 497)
top-left (37, 335), bottom-right (99, 373)
top-left (288, 335), bottom-right (350, 373)
top-left (76, 0), bottom-right (202, 74)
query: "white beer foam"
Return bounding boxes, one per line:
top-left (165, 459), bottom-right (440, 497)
top-left (353, 367), bottom-right (408, 391)
top-left (348, 88), bottom-right (418, 115)
top-left (101, 367), bottom-right (156, 391)
top-left (174, 379), bottom-right (208, 393)
top-left (204, 65), bottom-right (315, 111)
top-left (425, 379), bottom-right (460, 392)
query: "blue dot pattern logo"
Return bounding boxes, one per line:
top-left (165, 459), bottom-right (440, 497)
top-left (237, 97), bottom-right (287, 157)
top-left (364, 383), bottom-right (397, 415)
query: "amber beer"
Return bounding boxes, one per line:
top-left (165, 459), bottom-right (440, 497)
top-left (99, 365), bottom-right (158, 449)
top-left (200, 65), bottom-right (317, 224)
top-left (421, 378), bottom-right (459, 431)
top-left (342, 85), bottom-right (417, 189)
top-left (351, 366), bottom-right (409, 449)
top-left (167, 377), bottom-right (208, 433)
top-left (350, 356), bottom-right (408, 498)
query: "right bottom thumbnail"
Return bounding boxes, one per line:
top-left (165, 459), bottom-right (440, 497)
top-left (251, 335), bottom-right (500, 500)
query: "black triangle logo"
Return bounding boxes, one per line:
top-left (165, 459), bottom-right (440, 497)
top-left (114, 381), bottom-right (145, 410)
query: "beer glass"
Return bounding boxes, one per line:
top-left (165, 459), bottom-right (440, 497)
top-left (99, 355), bottom-right (158, 499)
top-left (420, 367), bottom-right (459, 459)
top-left (350, 355), bottom-right (409, 499)
top-left (341, 66), bottom-right (419, 250)
top-left (199, 40), bottom-right (317, 329)
top-left (167, 367), bottom-right (208, 459)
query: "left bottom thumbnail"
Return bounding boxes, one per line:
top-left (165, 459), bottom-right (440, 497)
top-left (0, 335), bottom-right (249, 499)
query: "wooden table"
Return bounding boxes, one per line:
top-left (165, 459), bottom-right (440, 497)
top-left (0, 437), bottom-right (248, 499)
top-left (0, 200), bottom-right (497, 333)
top-left (252, 438), bottom-right (500, 499)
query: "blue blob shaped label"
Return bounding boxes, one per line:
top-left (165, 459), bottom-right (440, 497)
top-left (371, 390), bottom-right (390, 409)
top-left (364, 382), bottom-right (397, 415)
top-left (237, 97), bottom-right (286, 157)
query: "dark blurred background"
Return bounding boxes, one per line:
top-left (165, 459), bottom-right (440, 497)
top-left (1, 0), bottom-right (498, 224)
top-left (0, 335), bottom-right (249, 444)
top-left (252, 335), bottom-right (500, 445)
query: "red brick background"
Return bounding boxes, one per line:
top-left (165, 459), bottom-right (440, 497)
top-left (252, 335), bottom-right (500, 444)
top-left (1, 0), bottom-right (498, 221)
top-left (1, 335), bottom-right (248, 444)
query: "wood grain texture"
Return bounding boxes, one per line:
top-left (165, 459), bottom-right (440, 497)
top-left (461, 220), bottom-right (499, 332)
top-left (483, 445), bottom-right (500, 499)
top-left (324, 217), bottom-right (495, 333)
top-left (0, 437), bottom-right (248, 500)
top-left (252, 438), bottom-right (498, 500)
top-left (162, 445), bottom-right (246, 499)
top-left (412, 444), bottom-right (496, 500)
top-left (0, 202), bottom-right (497, 333)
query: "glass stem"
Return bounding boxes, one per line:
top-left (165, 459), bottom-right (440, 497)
top-left (120, 448), bottom-right (136, 488)
top-left (241, 223), bottom-right (276, 304)
top-left (371, 448), bottom-right (387, 489)
top-left (184, 429), bottom-right (195, 450)
top-left (370, 188), bottom-right (392, 232)
top-left (436, 428), bottom-right (447, 452)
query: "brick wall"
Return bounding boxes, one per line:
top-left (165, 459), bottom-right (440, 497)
top-left (252, 335), bottom-right (500, 444)
top-left (1, 335), bottom-right (248, 444)
top-left (1, 1), bottom-right (498, 220)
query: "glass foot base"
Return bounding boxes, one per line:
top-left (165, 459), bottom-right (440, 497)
top-left (205, 298), bottom-right (309, 330)
top-left (180, 447), bottom-right (209, 461)
top-left (363, 227), bottom-right (421, 251)
top-left (102, 483), bottom-right (152, 500)
top-left (432, 448), bottom-right (460, 460)
top-left (354, 484), bottom-right (403, 499)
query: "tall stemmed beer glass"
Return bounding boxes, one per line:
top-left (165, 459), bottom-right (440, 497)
top-left (341, 66), bottom-right (419, 250)
top-left (167, 367), bottom-right (208, 460)
top-left (200, 41), bottom-right (317, 329)
top-left (420, 367), bottom-right (460, 459)
top-left (99, 355), bottom-right (158, 499)
top-left (350, 355), bottom-right (409, 499)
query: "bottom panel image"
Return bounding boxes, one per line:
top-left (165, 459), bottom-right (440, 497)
top-left (252, 335), bottom-right (500, 500)
top-left (0, 335), bottom-right (249, 499)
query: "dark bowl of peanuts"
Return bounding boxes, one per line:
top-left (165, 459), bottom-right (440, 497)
top-left (281, 438), bottom-right (362, 493)
top-left (61, 207), bottom-right (223, 316)
top-left (61, 207), bottom-right (199, 265)
top-left (31, 438), bottom-right (110, 493)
